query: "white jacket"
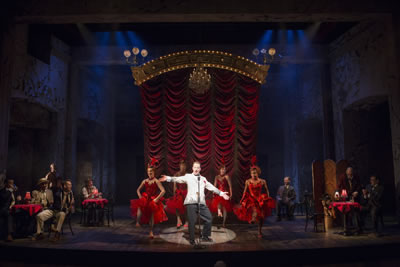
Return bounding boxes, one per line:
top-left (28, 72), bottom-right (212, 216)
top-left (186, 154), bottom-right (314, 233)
top-left (166, 173), bottom-right (222, 205)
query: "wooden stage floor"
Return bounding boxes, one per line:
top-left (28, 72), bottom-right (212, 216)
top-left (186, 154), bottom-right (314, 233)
top-left (2, 206), bottom-right (400, 266)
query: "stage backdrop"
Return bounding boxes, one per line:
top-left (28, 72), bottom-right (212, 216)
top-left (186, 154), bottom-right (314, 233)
top-left (140, 68), bottom-right (260, 201)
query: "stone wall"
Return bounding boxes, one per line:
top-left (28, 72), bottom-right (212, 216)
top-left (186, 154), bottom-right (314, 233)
top-left (330, 18), bottom-right (400, 217)
top-left (7, 24), bottom-right (70, 190)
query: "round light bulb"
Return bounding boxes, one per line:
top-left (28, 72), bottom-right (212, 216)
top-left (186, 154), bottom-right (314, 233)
top-left (123, 50), bottom-right (131, 58)
top-left (141, 49), bottom-right (148, 57)
top-left (132, 47), bottom-right (140, 55)
top-left (252, 48), bottom-right (260, 56)
top-left (268, 48), bottom-right (276, 56)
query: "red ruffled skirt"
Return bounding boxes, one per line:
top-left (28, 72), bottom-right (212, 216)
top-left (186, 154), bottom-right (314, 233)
top-left (234, 193), bottom-right (275, 223)
top-left (130, 193), bottom-right (168, 224)
top-left (208, 195), bottom-right (233, 213)
top-left (165, 189), bottom-right (187, 215)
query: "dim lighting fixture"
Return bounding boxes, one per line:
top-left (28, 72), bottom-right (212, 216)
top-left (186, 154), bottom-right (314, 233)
top-left (123, 47), bottom-right (148, 65)
top-left (252, 47), bottom-right (276, 64)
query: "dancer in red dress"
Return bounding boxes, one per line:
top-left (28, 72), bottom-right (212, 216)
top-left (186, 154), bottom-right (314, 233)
top-left (234, 158), bottom-right (275, 238)
top-left (209, 165), bottom-right (232, 228)
top-left (130, 159), bottom-right (166, 238)
top-left (165, 160), bottom-right (188, 228)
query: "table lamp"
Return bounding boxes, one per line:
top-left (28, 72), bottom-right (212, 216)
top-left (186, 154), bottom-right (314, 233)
top-left (340, 189), bottom-right (348, 201)
top-left (24, 191), bottom-right (31, 204)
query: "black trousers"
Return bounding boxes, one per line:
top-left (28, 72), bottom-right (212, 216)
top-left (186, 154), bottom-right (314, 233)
top-left (0, 209), bottom-right (13, 237)
top-left (186, 204), bottom-right (212, 241)
top-left (370, 206), bottom-right (383, 233)
top-left (276, 200), bottom-right (295, 218)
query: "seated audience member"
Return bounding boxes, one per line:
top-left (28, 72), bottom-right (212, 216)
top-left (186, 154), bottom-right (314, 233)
top-left (366, 175), bottom-right (384, 236)
top-left (51, 179), bottom-right (75, 241)
top-left (32, 178), bottom-right (54, 240)
top-left (0, 178), bottom-right (16, 241)
top-left (276, 176), bottom-right (296, 221)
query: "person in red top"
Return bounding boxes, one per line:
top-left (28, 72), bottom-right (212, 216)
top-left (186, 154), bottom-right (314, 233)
top-left (234, 158), bottom-right (275, 238)
top-left (209, 165), bottom-right (232, 228)
top-left (165, 160), bottom-right (188, 228)
top-left (130, 159), bottom-right (166, 238)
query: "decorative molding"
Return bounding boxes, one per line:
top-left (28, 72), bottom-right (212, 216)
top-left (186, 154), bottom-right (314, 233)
top-left (130, 50), bottom-right (270, 86)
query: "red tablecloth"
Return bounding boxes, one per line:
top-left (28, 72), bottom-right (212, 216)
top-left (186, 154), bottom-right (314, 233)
top-left (82, 198), bottom-right (108, 208)
top-left (13, 204), bottom-right (42, 216)
top-left (330, 202), bottom-right (361, 214)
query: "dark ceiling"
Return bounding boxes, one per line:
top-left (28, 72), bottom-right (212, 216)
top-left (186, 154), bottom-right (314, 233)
top-left (41, 22), bottom-right (357, 47)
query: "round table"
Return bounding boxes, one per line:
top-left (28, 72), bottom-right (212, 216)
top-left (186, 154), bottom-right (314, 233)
top-left (12, 204), bottom-right (42, 216)
top-left (329, 201), bottom-right (361, 236)
top-left (82, 198), bottom-right (108, 208)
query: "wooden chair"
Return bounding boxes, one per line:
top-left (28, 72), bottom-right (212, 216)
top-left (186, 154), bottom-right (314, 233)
top-left (304, 193), bottom-right (325, 232)
top-left (79, 196), bottom-right (89, 225)
top-left (47, 212), bottom-right (74, 237)
top-left (103, 194), bottom-right (115, 226)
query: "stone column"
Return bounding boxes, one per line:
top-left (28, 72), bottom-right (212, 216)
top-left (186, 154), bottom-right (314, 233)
top-left (390, 13), bottom-right (400, 223)
top-left (321, 63), bottom-right (336, 161)
top-left (64, 63), bottom-right (80, 190)
top-left (0, 22), bottom-right (16, 171)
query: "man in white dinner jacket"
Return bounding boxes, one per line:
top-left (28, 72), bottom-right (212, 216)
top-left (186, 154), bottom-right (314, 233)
top-left (160, 161), bottom-right (229, 245)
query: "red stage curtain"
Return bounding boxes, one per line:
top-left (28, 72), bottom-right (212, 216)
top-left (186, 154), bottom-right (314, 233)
top-left (140, 68), bottom-right (260, 201)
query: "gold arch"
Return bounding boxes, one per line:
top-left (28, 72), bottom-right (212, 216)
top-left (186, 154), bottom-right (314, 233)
top-left (130, 50), bottom-right (270, 86)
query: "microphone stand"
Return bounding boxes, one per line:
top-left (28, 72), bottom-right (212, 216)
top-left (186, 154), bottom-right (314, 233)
top-left (194, 175), bottom-right (206, 249)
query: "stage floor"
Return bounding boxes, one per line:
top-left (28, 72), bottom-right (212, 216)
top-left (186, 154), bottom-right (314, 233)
top-left (2, 206), bottom-right (400, 266)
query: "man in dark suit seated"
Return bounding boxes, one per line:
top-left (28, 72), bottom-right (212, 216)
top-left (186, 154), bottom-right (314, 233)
top-left (366, 175), bottom-right (384, 236)
top-left (0, 178), bottom-right (16, 241)
top-left (276, 176), bottom-right (296, 221)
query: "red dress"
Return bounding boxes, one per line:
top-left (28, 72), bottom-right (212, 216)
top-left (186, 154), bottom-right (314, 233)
top-left (234, 181), bottom-right (275, 223)
top-left (165, 183), bottom-right (187, 215)
top-left (209, 178), bottom-right (233, 213)
top-left (130, 180), bottom-right (167, 224)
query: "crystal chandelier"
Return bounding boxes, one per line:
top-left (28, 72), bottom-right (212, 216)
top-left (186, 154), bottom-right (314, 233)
top-left (188, 66), bottom-right (211, 94)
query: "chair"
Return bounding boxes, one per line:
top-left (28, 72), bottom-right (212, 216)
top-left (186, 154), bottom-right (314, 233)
top-left (47, 212), bottom-right (74, 237)
top-left (304, 193), bottom-right (325, 232)
top-left (79, 196), bottom-right (89, 225)
top-left (103, 193), bottom-right (115, 226)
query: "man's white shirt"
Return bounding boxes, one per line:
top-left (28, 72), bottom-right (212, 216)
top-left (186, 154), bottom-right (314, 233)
top-left (166, 173), bottom-right (223, 205)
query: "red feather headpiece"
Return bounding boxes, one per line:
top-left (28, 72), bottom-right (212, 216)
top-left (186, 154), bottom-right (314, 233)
top-left (148, 157), bottom-right (159, 168)
top-left (250, 155), bottom-right (257, 167)
top-left (221, 156), bottom-right (226, 165)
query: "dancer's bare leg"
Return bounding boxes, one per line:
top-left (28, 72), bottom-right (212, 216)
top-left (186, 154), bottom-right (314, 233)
top-left (222, 207), bottom-right (227, 228)
top-left (149, 213), bottom-right (154, 238)
top-left (258, 219), bottom-right (263, 238)
top-left (136, 208), bottom-right (142, 227)
top-left (176, 210), bottom-right (182, 228)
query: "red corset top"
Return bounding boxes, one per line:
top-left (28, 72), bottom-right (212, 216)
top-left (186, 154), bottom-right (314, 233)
top-left (249, 182), bottom-right (263, 198)
top-left (144, 180), bottom-right (159, 197)
top-left (216, 177), bottom-right (229, 192)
